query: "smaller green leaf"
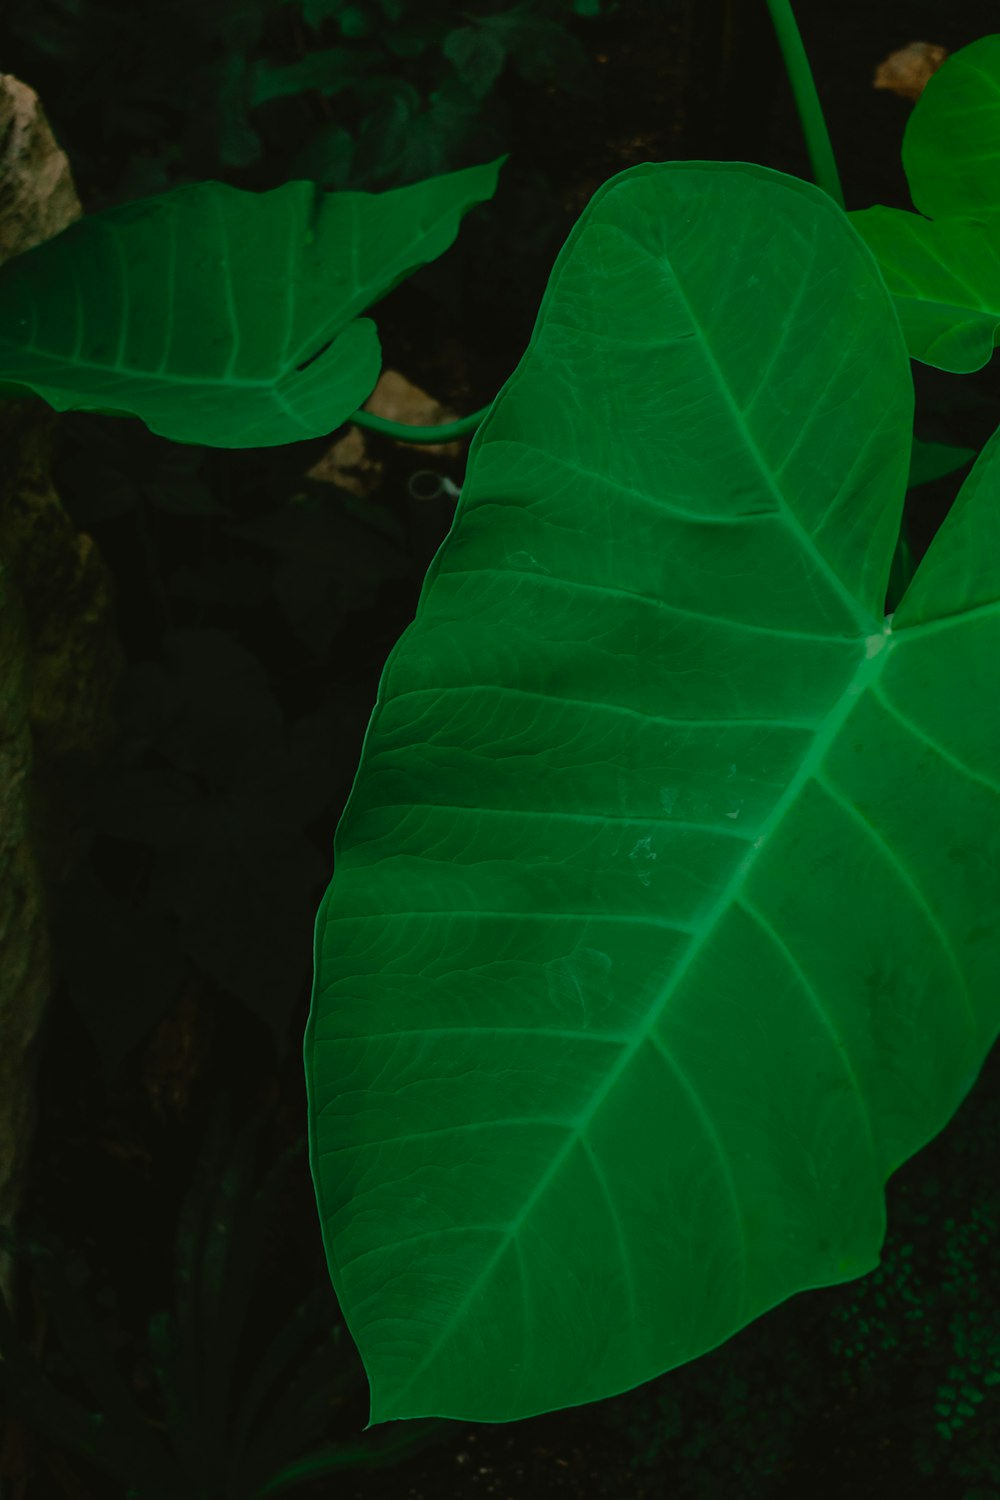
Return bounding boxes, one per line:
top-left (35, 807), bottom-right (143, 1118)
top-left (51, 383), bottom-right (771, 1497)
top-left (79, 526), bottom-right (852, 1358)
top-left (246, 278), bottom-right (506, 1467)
top-left (907, 436), bottom-right (977, 489)
top-left (844, 37), bottom-right (1000, 374)
top-left (847, 207), bottom-right (1000, 373)
top-left (0, 158), bottom-right (507, 449)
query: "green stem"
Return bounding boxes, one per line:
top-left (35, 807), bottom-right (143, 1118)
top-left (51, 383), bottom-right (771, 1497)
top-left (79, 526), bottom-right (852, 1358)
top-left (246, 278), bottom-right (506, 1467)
top-left (349, 404), bottom-right (490, 443)
top-left (763, 0), bottom-right (846, 210)
top-left (0, 385), bottom-right (490, 446)
top-left (762, 0), bottom-right (915, 611)
top-left (360, 3), bottom-right (846, 444)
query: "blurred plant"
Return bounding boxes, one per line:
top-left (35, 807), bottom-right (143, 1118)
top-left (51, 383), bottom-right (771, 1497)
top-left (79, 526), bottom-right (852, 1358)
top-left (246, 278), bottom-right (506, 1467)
top-left (828, 1197), bottom-right (1000, 1494)
top-left (1, 0), bottom-right (624, 212)
top-left (593, 1094), bottom-right (1000, 1499)
top-left (0, 1091), bottom-right (455, 1497)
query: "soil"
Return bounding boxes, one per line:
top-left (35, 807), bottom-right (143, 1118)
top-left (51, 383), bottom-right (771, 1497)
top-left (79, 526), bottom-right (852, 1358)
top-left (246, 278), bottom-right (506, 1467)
top-left (4, 2), bottom-right (1000, 1498)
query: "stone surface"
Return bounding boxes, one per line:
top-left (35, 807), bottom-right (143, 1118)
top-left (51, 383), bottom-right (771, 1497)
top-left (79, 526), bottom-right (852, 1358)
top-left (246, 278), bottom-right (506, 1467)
top-left (0, 73), bottom-right (124, 1344)
top-left (872, 41), bottom-right (949, 102)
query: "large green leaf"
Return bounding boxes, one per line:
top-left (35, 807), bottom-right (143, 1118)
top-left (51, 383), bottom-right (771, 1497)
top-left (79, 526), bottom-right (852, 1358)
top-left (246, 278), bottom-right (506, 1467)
top-left (847, 35), bottom-right (1000, 373)
top-left (304, 159), bottom-right (1000, 1428)
top-left (0, 157), bottom-right (506, 448)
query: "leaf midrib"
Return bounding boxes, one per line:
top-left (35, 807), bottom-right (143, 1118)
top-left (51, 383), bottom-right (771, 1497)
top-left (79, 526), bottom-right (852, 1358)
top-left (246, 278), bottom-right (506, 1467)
top-left (376, 627), bottom-right (894, 1415)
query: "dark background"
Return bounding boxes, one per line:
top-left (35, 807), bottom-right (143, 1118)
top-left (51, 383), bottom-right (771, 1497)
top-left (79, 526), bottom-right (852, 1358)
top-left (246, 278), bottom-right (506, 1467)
top-left (1, 1), bottom-right (999, 1496)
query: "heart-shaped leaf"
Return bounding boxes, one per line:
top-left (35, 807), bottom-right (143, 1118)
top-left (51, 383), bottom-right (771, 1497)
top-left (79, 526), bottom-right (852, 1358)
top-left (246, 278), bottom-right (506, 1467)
top-left (304, 160), bottom-right (1000, 1427)
top-left (0, 158), bottom-right (506, 448)
top-left (845, 207), bottom-right (1000, 373)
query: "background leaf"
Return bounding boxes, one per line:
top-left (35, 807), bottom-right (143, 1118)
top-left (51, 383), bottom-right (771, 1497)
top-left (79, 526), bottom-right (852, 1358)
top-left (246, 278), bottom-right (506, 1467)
top-left (902, 33), bottom-right (1000, 221)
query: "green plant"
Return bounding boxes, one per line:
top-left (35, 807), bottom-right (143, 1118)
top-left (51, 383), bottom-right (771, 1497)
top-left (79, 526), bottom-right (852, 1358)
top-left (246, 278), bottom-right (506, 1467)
top-left (300, 17), bottom-right (1000, 1428)
top-left (0, 156), bottom-right (506, 446)
top-left (589, 1117), bottom-right (1000, 1497)
top-left (823, 1191), bottom-right (1000, 1492)
top-left (1, 0), bottom-right (621, 209)
top-left (1, 0), bottom-right (1000, 1481)
top-left (0, 1093), bottom-right (455, 1497)
top-left (303, 147), bottom-right (1000, 1427)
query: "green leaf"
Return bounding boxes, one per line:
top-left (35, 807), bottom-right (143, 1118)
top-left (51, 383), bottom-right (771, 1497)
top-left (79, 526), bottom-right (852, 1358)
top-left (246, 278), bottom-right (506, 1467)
top-left (304, 160), bottom-right (1000, 1426)
top-left (846, 207), bottom-right (1000, 373)
top-left (0, 158), bottom-right (507, 449)
top-left (845, 35), bottom-right (1000, 373)
top-left (902, 34), bottom-right (1000, 222)
top-left (908, 436), bottom-right (977, 489)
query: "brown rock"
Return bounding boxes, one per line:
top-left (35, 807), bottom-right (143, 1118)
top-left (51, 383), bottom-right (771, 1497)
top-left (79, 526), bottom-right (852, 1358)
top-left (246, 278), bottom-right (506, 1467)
top-left (873, 42), bottom-right (949, 102)
top-left (0, 74), bottom-right (124, 1343)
